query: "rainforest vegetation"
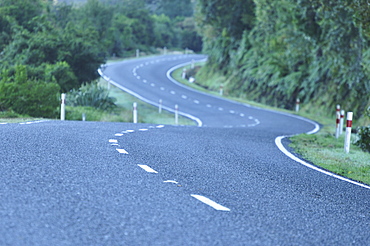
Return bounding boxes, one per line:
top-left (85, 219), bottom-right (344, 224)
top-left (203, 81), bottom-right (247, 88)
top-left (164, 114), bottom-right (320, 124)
top-left (0, 0), bottom-right (200, 117)
top-left (195, 0), bottom-right (370, 119)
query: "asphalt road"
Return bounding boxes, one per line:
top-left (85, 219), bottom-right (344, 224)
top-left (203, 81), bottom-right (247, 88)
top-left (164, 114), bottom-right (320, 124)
top-left (1, 55), bottom-right (369, 245)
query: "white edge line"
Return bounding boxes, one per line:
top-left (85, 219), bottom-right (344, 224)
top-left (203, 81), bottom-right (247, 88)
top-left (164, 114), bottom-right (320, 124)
top-left (275, 119), bottom-right (370, 190)
top-left (98, 66), bottom-right (203, 127)
top-left (138, 164), bottom-right (158, 173)
top-left (191, 194), bottom-right (230, 211)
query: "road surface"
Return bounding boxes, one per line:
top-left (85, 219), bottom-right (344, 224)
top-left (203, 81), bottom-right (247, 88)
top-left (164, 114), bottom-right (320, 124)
top-left (0, 54), bottom-right (369, 245)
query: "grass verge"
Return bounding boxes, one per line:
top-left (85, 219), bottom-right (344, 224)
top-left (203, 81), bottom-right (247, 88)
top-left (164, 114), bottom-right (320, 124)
top-left (172, 63), bottom-right (370, 185)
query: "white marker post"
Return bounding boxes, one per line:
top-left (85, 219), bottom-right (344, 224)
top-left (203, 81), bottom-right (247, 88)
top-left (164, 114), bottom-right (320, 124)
top-left (175, 104), bottom-right (179, 125)
top-left (340, 110), bottom-right (345, 135)
top-left (335, 105), bottom-right (341, 139)
top-left (191, 59), bottom-right (195, 69)
top-left (295, 98), bottom-right (300, 112)
top-left (159, 99), bottom-right (162, 114)
top-left (82, 113), bottom-right (86, 121)
top-left (182, 68), bottom-right (187, 79)
top-left (133, 102), bottom-right (138, 123)
top-left (163, 47), bottom-right (167, 55)
top-left (136, 49), bottom-right (140, 58)
top-left (61, 93), bottom-right (66, 121)
top-left (344, 112), bottom-right (353, 153)
top-left (220, 84), bottom-right (224, 96)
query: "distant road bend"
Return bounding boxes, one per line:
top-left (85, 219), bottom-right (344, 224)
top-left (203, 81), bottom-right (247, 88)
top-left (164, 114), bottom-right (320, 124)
top-left (0, 54), bottom-right (369, 245)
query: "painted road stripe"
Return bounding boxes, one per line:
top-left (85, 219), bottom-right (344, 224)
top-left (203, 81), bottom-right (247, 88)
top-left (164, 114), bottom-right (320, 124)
top-left (182, 95), bottom-right (187, 99)
top-left (163, 180), bottom-right (179, 184)
top-left (138, 164), bottom-right (158, 173)
top-left (191, 195), bottom-right (230, 211)
top-left (116, 148), bottom-right (128, 154)
top-left (206, 104), bottom-right (212, 108)
top-left (170, 91), bottom-right (176, 95)
top-left (139, 129), bottom-right (148, 131)
top-left (109, 139), bottom-right (118, 143)
top-left (194, 100), bottom-right (200, 104)
top-left (115, 133), bottom-right (124, 136)
top-left (156, 125), bottom-right (165, 128)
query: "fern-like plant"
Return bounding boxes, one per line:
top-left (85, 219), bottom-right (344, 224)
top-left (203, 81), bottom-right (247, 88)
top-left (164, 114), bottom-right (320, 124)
top-left (66, 83), bottom-right (117, 111)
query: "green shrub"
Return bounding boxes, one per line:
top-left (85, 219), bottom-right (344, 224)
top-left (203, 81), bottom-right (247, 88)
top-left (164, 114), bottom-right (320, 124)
top-left (66, 82), bottom-right (117, 111)
top-left (0, 65), bottom-right (61, 118)
top-left (354, 107), bottom-right (370, 152)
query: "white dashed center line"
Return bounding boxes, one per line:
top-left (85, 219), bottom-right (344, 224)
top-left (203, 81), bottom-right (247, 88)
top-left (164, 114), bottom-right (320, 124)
top-left (191, 195), bottom-right (230, 211)
top-left (116, 148), bottom-right (128, 154)
top-left (138, 164), bottom-right (158, 173)
top-left (194, 100), bottom-right (200, 104)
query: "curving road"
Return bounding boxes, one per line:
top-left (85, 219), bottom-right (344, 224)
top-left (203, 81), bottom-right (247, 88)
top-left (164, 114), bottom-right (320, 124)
top-left (1, 54), bottom-right (369, 245)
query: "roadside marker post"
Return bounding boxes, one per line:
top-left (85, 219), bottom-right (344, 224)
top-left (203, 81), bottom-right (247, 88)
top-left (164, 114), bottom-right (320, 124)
top-left (82, 113), bottom-right (86, 121)
top-left (133, 102), bottom-right (138, 124)
top-left (159, 99), bottom-right (162, 114)
top-left (175, 104), bottom-right (179, 125)
top-left (136, 49), bottom-right (140, 58)
top-left (182, 68), bottom-right (187, 79)
top-left (220, 84), bottom-right (224, 96)
top-left (295, 98), bottom-right (300, 112)
top-left (340, 110), bottom-right (345, 135)
top-left (61, 93), bottom-right (66, 121)
top-left (344, 112), bottom-right (353, 153)
top-left (335, 105), bottom-right (341, 139)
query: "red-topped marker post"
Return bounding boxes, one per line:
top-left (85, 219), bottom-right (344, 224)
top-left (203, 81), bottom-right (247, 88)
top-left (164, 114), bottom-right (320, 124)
top-left (344, 112), bottom-right (353, 153)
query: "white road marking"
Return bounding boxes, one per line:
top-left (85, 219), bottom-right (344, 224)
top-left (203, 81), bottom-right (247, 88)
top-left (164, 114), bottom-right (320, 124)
top-left (170, 91), bottom-right (176, 95)
top-left (109, 139), bottom-right (118, 143)
top-left (181, 95), bottom-right (187, 99)
top-left (240, 113), bottom-right (245, 117)
top-left (160, 87), bottom-right (165, 91)
top-left (115, 133), bottom-right (124, 136)
top-left (191, 195), bottom-right (230, 211)
top-left (194, 100), bottom-right (200, 104)
top-left (143, 79), bottom-right (147, 83)
top-left (163, 180), bottom-right (179, 184)
top-left (126, 130), bottom-right (135, 133)
top-left (116, 148), bottom-right (128, 154)
top-left (229, 110), bottom-right (235, 114)
top-left (156, 125), bottom-right (165, 128)
top-left (139, 129), bottom-right (148, 131)
top-left (0, 123), bottom-right (7, 125)
top-left (275, 136), bottom-right (370, 190)
top-left (206, 104), bottom-right (212, 108)
top-left (136, 76), bottom-right (141, 79)
top-left (218, 107), bottom-right (223, 111)
top-left (138, 164), bottom-right (158, 173)
top-left (150, 83), bottom-right (155, 87)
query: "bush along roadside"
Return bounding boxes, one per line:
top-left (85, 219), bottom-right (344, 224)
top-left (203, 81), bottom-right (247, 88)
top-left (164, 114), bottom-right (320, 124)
top-left (354, 107), bottom-right (370, 153)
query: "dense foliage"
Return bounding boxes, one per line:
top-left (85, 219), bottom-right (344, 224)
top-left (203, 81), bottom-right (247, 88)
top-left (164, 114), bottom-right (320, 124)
top-left (355, 107), bottom-right (370, 152)
top-left (196, 0), bottom-right (370, 118)
top-left (66, 82), bottom-right (117, 111)
top-left (0, 0), bottom-right (201, 117)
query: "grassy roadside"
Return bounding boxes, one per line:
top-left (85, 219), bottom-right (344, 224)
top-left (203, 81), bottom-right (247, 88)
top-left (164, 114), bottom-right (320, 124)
top-left (173, 63), bottom-right (370, 185)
